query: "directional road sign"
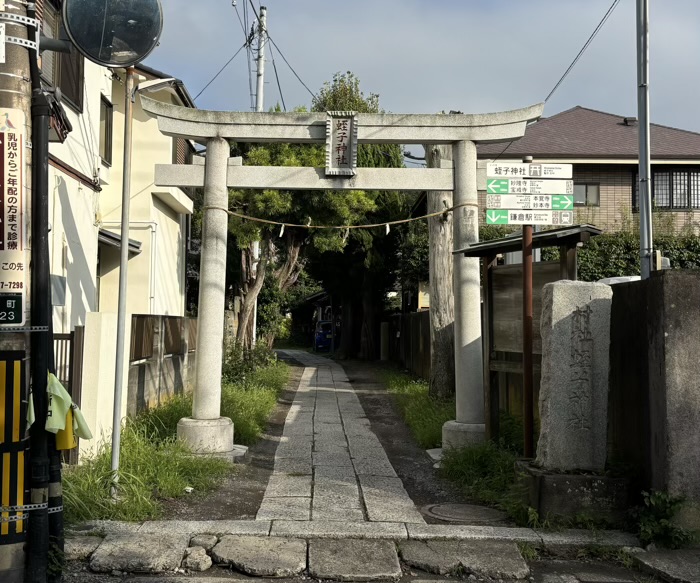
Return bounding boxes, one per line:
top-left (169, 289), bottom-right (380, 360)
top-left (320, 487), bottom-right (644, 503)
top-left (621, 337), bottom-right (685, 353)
top-left (486, 194), bottom-right (573, 211)
top-left (486, 178), bottom-right (573, 195)
top-left (485, 210), bottom-right (574, 226)
top-left (486, 162), bottom-right (572, 179)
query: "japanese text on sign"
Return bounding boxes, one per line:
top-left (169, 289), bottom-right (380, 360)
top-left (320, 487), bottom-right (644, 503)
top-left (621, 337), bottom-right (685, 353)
top-left (486, 162), bottom-right (573, 179)
top-left (0, 109), bottom-right (27, 326)
top-left (325, 111), bottom-right (358, 176)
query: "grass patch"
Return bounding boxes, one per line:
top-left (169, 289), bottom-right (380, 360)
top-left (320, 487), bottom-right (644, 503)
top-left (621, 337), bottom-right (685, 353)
top-left (64, 361), bottom-right (290, 523)
top-left (381, 370), bottom-right (454, 449)
top-left (133, 361), bottom-right (290, 445)
top-left (440, 440), bottom-right (518, 505)
top-left (63, 423), bottom-right (231, 524)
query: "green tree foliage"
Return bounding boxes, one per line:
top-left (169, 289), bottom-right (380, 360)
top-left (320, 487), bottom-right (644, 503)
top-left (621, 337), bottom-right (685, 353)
top-left (306, 72), bottom-right (407, 358)
top-left (229, 72), bottom-right (406, 349)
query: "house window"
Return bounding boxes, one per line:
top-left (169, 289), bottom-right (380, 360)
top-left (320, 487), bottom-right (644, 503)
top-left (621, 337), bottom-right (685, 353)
top-left (573, 183), bottom-right (600, 207)
top-left (99, 96), bottom-right (113, 165)
top-left (633, 168), bottom-right (700, 210)
top-left (42, 1), bottom-right (84, 112)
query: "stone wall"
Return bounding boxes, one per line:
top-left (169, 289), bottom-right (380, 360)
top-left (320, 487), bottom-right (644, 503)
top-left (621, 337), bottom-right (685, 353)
top-left (646, 270), bottom-right (700, 526)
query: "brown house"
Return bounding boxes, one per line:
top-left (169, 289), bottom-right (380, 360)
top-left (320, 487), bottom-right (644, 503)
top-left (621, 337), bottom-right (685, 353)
top-left (476, 106), bottom-right (700, 233)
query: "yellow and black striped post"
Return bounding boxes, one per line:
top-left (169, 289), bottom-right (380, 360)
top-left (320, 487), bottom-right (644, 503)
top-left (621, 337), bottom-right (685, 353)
top-left (0, 351), bottom-right (28, 581)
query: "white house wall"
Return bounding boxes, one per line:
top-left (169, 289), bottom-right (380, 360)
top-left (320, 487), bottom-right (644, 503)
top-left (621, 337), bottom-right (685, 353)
top-left (48, 170), bottom-right (99, 333)
top-left (48, 61), bottom-right (110, 332)
top-left (98, 74), bottom-right (192, 319)
top-left (153, 197), bottom-right (186, 316)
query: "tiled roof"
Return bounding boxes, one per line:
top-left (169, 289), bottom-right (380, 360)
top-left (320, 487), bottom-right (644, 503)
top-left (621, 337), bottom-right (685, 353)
top-left (477, 106), bottom-right (700, 160)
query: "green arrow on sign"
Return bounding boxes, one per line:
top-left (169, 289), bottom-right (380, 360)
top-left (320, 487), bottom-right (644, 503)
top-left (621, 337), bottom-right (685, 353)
top-left (552, 195), bottom-right (573, 210)
top-left (486, 209), bottom-right (509, 225)
top-left (486, 179), bottom-right (509, 194)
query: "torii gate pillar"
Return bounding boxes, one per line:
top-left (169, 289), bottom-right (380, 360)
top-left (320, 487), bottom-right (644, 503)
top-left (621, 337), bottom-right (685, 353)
top-left (443, 140), bottom-right (484, 448)
top-left (176, 137), bottom-right (236, 456)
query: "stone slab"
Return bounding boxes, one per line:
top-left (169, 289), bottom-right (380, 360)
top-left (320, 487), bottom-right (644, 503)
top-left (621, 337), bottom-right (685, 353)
top-left (70, 520), bottom-right (142, 536)
top-left (271, 520), bottom-right (408, 540)
top-left (264, 474), bottom-right (312, 497)
top-left (399, 539), bottom-right (529, 579)
top-left (407, 524), bottom-right (541, 542)
top-left (309, 539), bottom-right (401, 581)
top-left (632, 549), bottom-right (700, 583)
top-left (537, 529), bottom-right (639, 552)
top-left (189, 535), bottom-right (218, 550)
top-left (352, 457), bottom-right (398, 477)
top-left (272, 457), bottom-right (312, 475)
top-left (257, 496), bottom-right (311, 521)
top-left (65, 535), bottom-right (102, 561)
top-left (139, 520), bottom-right (271, 536)
top-left (212, 535), bottom-right (306, 577)
top-left (314, 464), bottom-right (357, 482)
top-left (313, 505), bottom-right (365, 522)
top-left (89, 533), bottom-right (190, 573)
top-left (536, 281), bottom-right (612, 472)
top-left (313, 451), bottom-right (353, 466)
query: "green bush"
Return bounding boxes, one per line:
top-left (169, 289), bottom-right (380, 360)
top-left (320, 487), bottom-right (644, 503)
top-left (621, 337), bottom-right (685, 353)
top-left (541, 231), bottom-right (700, 282)
top-left (222, 341), bottom-right (278, 383)
top-left (382, 370), bottom-right (454, 449)
top-left (631, 490), bottom-right (695, 549)
top-left (440, 441), bottom-right (518, 505)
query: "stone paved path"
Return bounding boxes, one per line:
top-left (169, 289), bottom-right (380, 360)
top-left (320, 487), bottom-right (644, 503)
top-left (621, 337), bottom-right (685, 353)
top-left (256, 350), bottom-right (425, 524)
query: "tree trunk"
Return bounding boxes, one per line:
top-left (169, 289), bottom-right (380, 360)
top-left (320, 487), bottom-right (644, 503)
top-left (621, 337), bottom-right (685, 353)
top-left (335, 299), bottom-right (355, 359)
top-left (359, 273), bottom-right (377, 360)
top-left (237, 241), bottom-right (269, 348)
top-left (426, 144), bottom-right (455, 399)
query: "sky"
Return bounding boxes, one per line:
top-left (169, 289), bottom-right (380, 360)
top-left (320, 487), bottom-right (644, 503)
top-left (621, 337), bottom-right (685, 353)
top-left (144, 0), bottom-right (700, 138)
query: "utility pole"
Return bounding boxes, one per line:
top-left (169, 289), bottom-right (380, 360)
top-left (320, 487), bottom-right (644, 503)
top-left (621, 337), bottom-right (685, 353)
top-left (255, 6), bottom-right (267, 114)
top-left (636, 0), bottom-right (653, 279)
top-left (522, 156), bottom-right (534, 458)
top-left (250, 5), bottom-right (267, 346)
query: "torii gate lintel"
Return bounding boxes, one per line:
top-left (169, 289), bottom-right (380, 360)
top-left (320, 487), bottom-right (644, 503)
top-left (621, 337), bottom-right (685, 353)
top-left (141, 97), bottom-right (544, 455)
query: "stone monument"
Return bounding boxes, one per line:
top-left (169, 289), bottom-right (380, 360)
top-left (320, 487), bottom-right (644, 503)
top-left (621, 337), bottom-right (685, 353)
top-left (536, 280), bottom-right (613, 472)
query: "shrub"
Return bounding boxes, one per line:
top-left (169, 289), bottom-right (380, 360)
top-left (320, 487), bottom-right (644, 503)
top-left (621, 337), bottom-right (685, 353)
top-left (631, 490), bottom-right (695, 549)
top-left (222, 341), bottom-right (278, 383)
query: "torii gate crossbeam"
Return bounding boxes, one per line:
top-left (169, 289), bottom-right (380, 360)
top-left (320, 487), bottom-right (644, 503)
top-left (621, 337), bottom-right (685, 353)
top-left (141, 96), bottom-right (544, 455)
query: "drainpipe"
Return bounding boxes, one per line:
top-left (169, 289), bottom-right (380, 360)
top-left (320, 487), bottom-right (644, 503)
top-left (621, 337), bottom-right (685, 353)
top-left (101, 221), bottom-right (158, 314)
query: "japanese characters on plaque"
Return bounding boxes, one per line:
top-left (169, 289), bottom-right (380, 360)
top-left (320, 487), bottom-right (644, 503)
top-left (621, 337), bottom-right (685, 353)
top-left (0, 108), bottom-right (26, 325)
top-left (325, 111), bottom-right (358, 176)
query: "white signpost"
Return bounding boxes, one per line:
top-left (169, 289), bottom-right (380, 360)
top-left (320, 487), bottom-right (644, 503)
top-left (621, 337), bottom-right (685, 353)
top-left (486, 178), bottom-right (573, 195)
top-left (485, 209), bottom-right (574, 226)
top-left (486, 162), bottom-right (573, 179)
top-left (486, 194), bottom-right (573, 211)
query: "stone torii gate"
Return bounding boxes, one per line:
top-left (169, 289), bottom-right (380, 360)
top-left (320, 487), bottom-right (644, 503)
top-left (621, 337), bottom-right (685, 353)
top-left (141, 97), bottom-right (543, 456)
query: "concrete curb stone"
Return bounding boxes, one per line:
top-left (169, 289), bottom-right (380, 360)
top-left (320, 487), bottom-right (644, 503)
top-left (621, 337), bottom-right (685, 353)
top-left (211, 535), bottom-right (307, 577)
top-left (308, 539), bottom-right (402, 581)
top-left (89, 533), bottom-right (190, 574)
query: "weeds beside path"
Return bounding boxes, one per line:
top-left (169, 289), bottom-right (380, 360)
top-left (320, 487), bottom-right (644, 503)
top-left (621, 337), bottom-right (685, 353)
top-left (63, 357), bottom-right (290, 524)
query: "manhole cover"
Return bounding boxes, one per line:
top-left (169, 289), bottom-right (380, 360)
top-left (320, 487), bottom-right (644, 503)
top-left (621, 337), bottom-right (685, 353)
top-left (421, 503), bottom-right (508, 525)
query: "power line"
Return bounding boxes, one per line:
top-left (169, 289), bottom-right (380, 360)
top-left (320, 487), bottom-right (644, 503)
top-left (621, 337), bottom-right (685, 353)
top-left (267, 35), bottom-right (317, 100)
top-left (269, 43), bottom-right (287, 112)
top-left (544, 0), bottom-right (621, 103)
top-left (193, 42), bottom-right (247, 101)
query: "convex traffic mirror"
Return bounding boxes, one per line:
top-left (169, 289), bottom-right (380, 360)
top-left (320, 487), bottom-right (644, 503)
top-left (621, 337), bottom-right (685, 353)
top-left (62, 0), bottom-right (163, 67)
